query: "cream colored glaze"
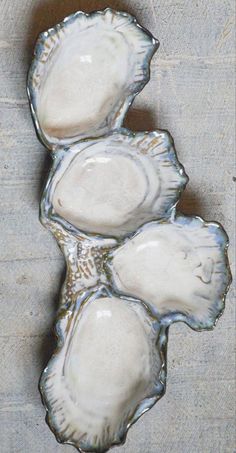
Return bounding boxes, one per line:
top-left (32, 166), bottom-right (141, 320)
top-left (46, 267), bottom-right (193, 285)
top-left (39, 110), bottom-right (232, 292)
top-left (51, 132), bottom-right (186, 236)
top-left (52, 147), bottom-right (154, 235)
top-left (28, 8), bottom-right (232, 453)
top-left (42, 294), bottom-right (161, 451)
top-left (38, 30), bottom-right (129, 140)
top-left (110, 219), bottom-right (228, 327)
top-left (30, 9), bottom-right (157, 146)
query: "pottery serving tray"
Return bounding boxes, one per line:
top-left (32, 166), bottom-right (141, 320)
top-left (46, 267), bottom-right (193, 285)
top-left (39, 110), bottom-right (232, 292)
top-left (27, 8), bottom-right (231, 453)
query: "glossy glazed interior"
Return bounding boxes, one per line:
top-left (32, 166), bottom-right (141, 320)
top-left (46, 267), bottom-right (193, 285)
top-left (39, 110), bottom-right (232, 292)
top-left (38, 30), bottom-right (129, 140)
top-left (108, 216), bottom-right (231, 329)
top-left (50, 132), bottom-right (187, 237)
top-left (28, 9), bottom-right (158, 147)
top-left (41, 292), bottom-right (164, 452)
top-left (27, 8), bottom-right (231, 453)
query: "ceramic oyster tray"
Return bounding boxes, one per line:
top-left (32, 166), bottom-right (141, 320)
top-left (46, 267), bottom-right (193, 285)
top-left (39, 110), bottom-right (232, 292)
top-left (27, 8), bottom-right (231, 453)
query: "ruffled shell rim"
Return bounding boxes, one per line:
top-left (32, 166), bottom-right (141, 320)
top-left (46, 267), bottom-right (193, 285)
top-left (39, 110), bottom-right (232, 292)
top-left (27, 8), bottom-right (159, 150)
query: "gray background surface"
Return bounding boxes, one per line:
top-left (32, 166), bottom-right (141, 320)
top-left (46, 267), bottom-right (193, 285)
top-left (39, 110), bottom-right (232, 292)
top-left (0, 1), bottom-right (235, 452)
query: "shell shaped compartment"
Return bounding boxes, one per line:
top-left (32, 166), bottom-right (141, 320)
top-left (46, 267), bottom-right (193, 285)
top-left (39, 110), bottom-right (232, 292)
top-left (40, 288), bottom-right (166, 453)
top-left (45, 130), bottom-right (188, 238)
top-left (27, 7), bottom-right (232, 453)
top-left (27, 8), bottom-right (158, 149)
top-left (107, 215), bottom-right (231, 331)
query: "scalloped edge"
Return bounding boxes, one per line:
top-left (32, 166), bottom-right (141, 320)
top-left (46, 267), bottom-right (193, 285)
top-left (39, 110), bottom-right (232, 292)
top-left (39, 285), bottom-right (167, 453)
top-left (27, 8), bottom-right (159, 150)
top-left (40, 128), bottom-right (188, 239)
top-left (105, 211), bottom-right (232, 332)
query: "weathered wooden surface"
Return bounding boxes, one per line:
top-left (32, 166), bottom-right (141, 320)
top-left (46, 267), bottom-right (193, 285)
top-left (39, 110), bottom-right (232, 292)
top-left (0, 1), bottom-right (235, 452)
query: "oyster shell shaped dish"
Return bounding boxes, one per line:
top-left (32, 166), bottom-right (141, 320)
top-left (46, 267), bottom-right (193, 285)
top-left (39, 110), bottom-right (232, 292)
top-left (41, 287), bottom-right (166, 452)
top-left (43, 130), bottom-right (187, 237)
top-left (27, 7), bottom-right (232, 453)
top-left (106, 214), bottom-right (231, 330)
top-left (28, 8), bottom-right (158, 149)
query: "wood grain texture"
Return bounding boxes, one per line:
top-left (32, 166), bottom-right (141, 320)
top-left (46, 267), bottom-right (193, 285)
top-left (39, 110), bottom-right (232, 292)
top-left (0, 1), bottom-right (235, 452)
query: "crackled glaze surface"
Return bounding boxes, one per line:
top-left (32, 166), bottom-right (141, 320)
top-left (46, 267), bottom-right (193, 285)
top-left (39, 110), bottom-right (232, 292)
top-left (27, 7), bottom-right (231, 453)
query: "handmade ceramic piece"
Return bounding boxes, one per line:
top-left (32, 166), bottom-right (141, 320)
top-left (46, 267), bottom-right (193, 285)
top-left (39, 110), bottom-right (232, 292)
top-left (27, 7), bottom-right (231, 453)
top-left (42, 131), bottom-right (187, 237)
top-left (27, 8), bottom-right (158, 149)
top-left (41, 287), bottom-right (166, 452)
top-left (106, 214), bottom-right (231, 330)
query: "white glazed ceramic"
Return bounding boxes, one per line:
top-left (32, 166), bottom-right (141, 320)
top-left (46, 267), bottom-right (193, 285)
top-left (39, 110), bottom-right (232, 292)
top-left (27, 7), bottom-right (231, 453)
top-left (41, 287), bottom-right (166, 452)
top-left (107, 214), bottom-right (231, 330)
top-left (43, 131), bottom-right (187, 237)
top-left (28, 8), bottom-right (158, 149)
